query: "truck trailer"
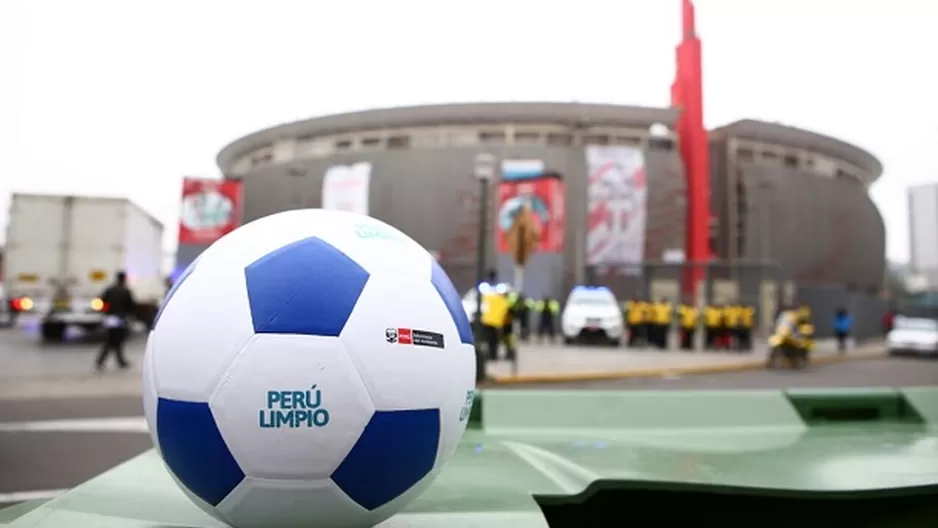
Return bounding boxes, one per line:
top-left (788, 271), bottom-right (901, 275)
top-left (3, 193), bottom-right (165, 342)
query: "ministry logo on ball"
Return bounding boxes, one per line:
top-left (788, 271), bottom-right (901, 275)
top-left (385, 327), bottom-right (445, 348)
top-left (259, 385), bottom-right (331, 429)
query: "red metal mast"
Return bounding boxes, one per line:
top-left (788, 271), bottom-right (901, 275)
top-left (671, 0), bottom-right (712, 296)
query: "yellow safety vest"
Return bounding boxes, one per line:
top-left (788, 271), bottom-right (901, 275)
top-left (481, 293), bottom-right (509, 328)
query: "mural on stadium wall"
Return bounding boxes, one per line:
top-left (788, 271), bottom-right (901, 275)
top-left (495, 159), bottom-right (566, 254)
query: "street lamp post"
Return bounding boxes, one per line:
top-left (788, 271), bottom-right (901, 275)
top-left (473, 153), bottom-right (496, 384)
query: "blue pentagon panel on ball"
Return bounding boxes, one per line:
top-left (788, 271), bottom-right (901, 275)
top-left (244, 236), bottom-right (370, 337)
top-left (153, 257), bottom-right (199, 329)
top-left (156, 398), bottom-right (245, 506)
top-left (331, 409), bottom-right (441, 511)
top-left (430, 260), bottom-right (473, 345)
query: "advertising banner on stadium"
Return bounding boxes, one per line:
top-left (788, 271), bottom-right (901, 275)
top-left (178, 177), bottom-right (243, 245)
top-left (322, 162), bottom-right (371, 215)
top-left (585, 145), bottom-right (648, 266)
top-left (496, 161), bottom-right (565, 254)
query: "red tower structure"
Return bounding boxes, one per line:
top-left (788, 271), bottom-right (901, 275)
top-left (671, 0), bottom-right (712, 295)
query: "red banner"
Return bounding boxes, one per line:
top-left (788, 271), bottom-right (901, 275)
top-left (178, 178), bottom-right (243, 245)
top-left (496, 176), bottom-right (565, 253)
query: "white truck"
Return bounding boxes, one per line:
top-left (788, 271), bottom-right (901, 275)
top-left (3, 193), bottom-right (166, 342)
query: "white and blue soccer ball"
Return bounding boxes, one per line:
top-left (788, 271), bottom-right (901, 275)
top-left (142, 209), bottom-right (477, 528)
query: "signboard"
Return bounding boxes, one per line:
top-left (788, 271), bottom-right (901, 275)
top-left (500, 159), bottom-right (545, 181)
top-left (178, 178), bottom-right (243, 245)
top-left (322, 162), bottom-right (371, 215)
top-left (496, 174), bottom-right (565, 254)
top-left (585, 146), bottom-right (648, 266)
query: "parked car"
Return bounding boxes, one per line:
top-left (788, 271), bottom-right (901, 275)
top-left (887, 316), bottom-right (938, 358)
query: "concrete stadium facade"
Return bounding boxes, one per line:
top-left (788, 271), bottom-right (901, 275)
top-left (213, 102), bottom-right (885, 297)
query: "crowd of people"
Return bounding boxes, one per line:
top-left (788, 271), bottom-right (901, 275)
top-left (477, 288), bottom-right (562, 362)
top-left (623, 300), bottom-right (757, 352)
top-left (471, 278), bottom-right (864, 365)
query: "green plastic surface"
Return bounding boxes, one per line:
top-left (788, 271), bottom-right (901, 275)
top-left (4, 388), bottom-right (938, 527)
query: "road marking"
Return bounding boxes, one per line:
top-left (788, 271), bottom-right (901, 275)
top-left (0, 416), bottom-right (148, 433)
top-left (0, 489), bottom-right (66, 503)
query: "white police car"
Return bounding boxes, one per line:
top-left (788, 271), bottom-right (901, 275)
top-left (561, 285), bottom-right (624, 346)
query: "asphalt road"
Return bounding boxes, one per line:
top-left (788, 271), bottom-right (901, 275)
top-left (0, 356), bottom-right (936, 510)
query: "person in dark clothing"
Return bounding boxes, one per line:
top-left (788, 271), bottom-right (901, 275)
top-left (95, 271), bottom-right (137, 371)
top-left (833, 307), bottom-right (853, 353)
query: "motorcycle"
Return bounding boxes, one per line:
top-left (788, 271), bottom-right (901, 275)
top-left (766, 311), bottom-right (813, 370)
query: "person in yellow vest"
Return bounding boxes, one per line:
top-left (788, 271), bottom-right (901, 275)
top-left (625, 299), bottom-right (645, 347)
top-left (502, 293), bottom-right (519, 361)
top-left (481, 290), bottom-right (509, 361)
top-left (717, 304), bottom-right (736, 350)
top-left (678, 302), bottom-right (699, 350)
top-left (536, 297), bottom-right (560, 342)
top-left (796, 305), bottom-right (815, 354)
top-left (724, 304), bottom-right (741, 351)
top-left (739, 304), bottom-right (755, 351)
top-left (703, 304), bottom-right (722, 350)
top-left (652, 299), bottom-right (673, 349)
top-left (641, 300), bottom-right (654, 348)
top-left (519, 296), bottom-right (535, 342)
top-left (505, 291), bottom-right (520, 347)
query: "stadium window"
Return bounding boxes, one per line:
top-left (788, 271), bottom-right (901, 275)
top-left (449, 130), bottom-right (478, 146)
top-left (514, 131), bottom-right (541, 144)
top-left (387, 135), bottom-right (411, 149)
top-left (649, 138), bottom-right (673, 151)
top-left (250, 150), bottom-right (273, 167)
top-left (335, 139), bottom-right (352, 151)
top-left (479, 131), bottom-right (506, 144)
top-left (736, 147), bottom-right (754, 161)
top-left (582, 134), bottom-right (610, 145)
top-left (614, 135), bottom-right (641, 146)
top-left (361, 137), bottom-right (382, 148)
top-left (761, 150), bottom-right (778, 161)
top-left (546, 132), bottom-right (573, 146)
top-left (783, 154), bottom-right (799, 168)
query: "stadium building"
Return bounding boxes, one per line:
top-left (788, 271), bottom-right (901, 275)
top-left (211, 102), bottom-right (886, 304)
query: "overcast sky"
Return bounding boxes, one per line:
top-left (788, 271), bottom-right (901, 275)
top-left (1, 0), bottom-right (935, 263)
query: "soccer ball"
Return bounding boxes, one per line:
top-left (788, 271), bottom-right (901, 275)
top-left (142, 209), bottom-right (477, 528)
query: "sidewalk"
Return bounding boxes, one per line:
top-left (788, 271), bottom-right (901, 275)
top-left (0, 326), bottom-right (886, 399)
top-left (485, 340), bottom-right (887, 384)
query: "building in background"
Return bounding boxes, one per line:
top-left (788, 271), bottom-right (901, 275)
top-left (709, 120), bottom-right (885, 293)
top-left (908, 182), bottom-right (938, 291)
top-left (214, 101), bottom-right (886, 304)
